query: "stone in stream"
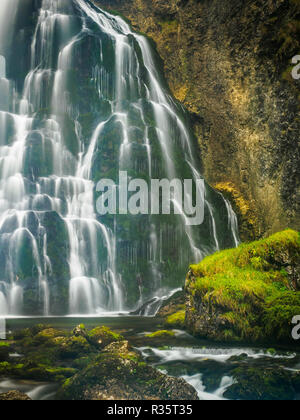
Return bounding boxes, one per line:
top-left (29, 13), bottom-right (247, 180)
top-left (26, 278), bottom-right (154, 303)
top-left (57, 340), bottom-right (199, 400)
top-left (224, 367), bottom-right (300, 401)
top-left (0, 391), bottom-right (31, 400)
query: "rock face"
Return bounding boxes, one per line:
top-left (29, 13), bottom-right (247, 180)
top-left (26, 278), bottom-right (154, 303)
top-left (185, 230), bottom-right (300, 344)
top-left (95, 0), bottom-right (300, 240)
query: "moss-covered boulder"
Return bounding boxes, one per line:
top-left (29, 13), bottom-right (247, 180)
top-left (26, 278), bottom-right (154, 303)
top-left (143, 330), bottom-right (176, 347)
top-left (165, 310), bottom-right (186, 329)
top-left (3, 325), bottom-right (98, 383)
top-left (145, 330), bottom-right (175, 339)
top-left (16, 325), bottom-right (93, 360)
top-left (224, 367), bottom-right (300, 401)
top-left (0, 341), bottom-right (12, 362)
top-left (0, 391), bottom-right (31, 401)
top-left (155, 290), bottom-right (186, 329)
top-left (185, 230), bottom-right (300, 344)
top-left (34, 328), bottom-right (67, 344)
top-left (87, 326), bottom-right (124, 348)
top-left (58, 340), bottom-right (199, 400)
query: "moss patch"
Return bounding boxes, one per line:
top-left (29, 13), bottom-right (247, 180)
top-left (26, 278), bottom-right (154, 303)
top-left (166, 310), bottom-right (186, 328)
top-left (145, 330), bottom-right (175, 339)
top-left (88, 326), bottom-right (124, 348)
top-left (186, 230), bottom-right (300, 343)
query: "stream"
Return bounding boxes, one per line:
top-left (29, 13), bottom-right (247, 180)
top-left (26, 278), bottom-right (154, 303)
top-left (2, 316), bottom-right (300, 401)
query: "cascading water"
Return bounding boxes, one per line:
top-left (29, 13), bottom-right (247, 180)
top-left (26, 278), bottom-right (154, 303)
top-left (0, 0), bottom-right (240, 316)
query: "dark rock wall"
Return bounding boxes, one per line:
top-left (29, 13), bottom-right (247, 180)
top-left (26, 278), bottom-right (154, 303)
top-left (95, 0), bottom-right (300, 240)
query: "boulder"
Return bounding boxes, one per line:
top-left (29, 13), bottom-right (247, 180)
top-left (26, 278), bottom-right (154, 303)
top-left (185, 230), bottom-right (300, 344)
top-left (0, 391), bottom-right (31, 401)
top-left (58, 340), bottom-right (199, 400)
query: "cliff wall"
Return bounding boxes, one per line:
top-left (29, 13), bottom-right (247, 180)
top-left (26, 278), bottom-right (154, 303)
top-left (95, 0), bottom-right (300, 240)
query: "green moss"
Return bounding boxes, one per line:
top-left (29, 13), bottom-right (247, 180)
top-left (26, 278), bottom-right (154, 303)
top-left (187, 230), bottom-right (300, 343)
top-left (145, 330), bottom-right (176, 339)
top-left (44, 367), bottom-right (77, 382)
top-left (0, 362), bottom-right (10, 369)
top-left (166, 310), bottom-right (186, 328)
top-left (34, 328), bottom-right (66, 343)
top-left (224, 366), bottom-right (297, 400)
top-left (88, 326), bottom-right (124, 347)
top-left (263, 292), bottom-right (300, 341)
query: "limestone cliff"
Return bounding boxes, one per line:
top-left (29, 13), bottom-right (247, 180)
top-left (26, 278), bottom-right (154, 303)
top-left (94, 0), bottom-right (300, 240)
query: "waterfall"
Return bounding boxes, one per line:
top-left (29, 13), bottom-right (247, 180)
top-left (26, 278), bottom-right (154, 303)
top-left (0, 0), bottom-right (240, 316)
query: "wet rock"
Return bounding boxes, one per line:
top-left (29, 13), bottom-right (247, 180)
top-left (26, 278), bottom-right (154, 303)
top-left (72, 324), bottom-right (87, 338)
top-left (87, 326), bottom-right (124, 348)
top-left (0, 343), bottom-right (12, 362)
top-left (156, 290), bottom-right (185, 319)
top-left (0, 391), bottom-right (32, 401)
top-left (224, 367), bottom-right (298, 401)
top-left (185, 230), bottom-right (300, 344)
top-left (57, 340), bottom-right (199, 400)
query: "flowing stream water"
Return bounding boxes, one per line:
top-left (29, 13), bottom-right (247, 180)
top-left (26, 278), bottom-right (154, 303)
top-left (0, 0), bottom-right (239, 316)
top-left (2, 317), bottom-right (300, 400)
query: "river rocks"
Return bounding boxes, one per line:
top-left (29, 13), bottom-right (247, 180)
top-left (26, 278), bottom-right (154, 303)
top-left (23, 327), bottom-right (94, 362)
top-left (2, 326), bottom-right (94, 383)
top-left (58, 340), bottom-right (199, 400)
top-left (0, 324), bottom-right (199, 400)
top-left (185, 230), bottom-right (300, 344)
top-left (0, 391), bottom-right (31, 401)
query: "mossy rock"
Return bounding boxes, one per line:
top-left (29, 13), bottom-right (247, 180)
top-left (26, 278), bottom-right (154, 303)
top-left (156, 290), bottom-right (185, 319)
top-left (0, 348), bottom-right (10, 362)
top-left (165, 310), bottom-right (186, 328)
top-left (88, 326), bottom-right (124, 348)
top-left (21, 365), bottom-right (77, 383)
top-left (12, 325), bottom-right (53, 341)
top-left (224, 367), bottom-right (298, 400)
top-left (8, 325), bottom-right (96, 383)
top-left (145, 330), bottom-right (176, 339)
top-left (185, 230), bottom-right (300, 344)
top-left (51, 336), bottom-right (93, 360)
top-left (0, 391), bottom-right (31, 401)
top-left (34, 328), bottom-right (67, 344)
top-left (57, 341), bottom-right (198, 400)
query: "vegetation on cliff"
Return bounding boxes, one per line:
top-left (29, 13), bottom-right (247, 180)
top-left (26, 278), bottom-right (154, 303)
top-left (185, 230), bottom-right (300, 343)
